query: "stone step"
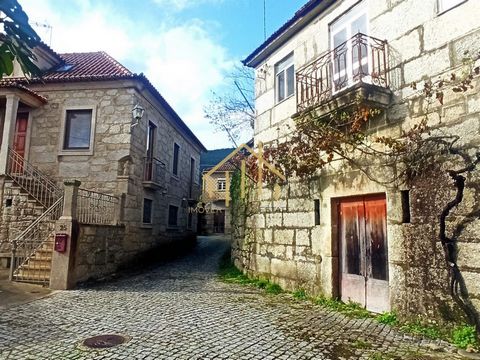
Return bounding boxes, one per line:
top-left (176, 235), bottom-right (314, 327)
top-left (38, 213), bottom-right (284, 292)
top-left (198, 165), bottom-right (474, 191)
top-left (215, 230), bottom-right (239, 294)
top-left (18, 263), bottom-right (51, 272)
top-left (13, 272), bottom-right (50, 283)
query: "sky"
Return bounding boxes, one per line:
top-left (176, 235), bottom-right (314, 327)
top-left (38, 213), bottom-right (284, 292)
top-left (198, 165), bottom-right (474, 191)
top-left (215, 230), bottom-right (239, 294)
top-left (20, 0), bottom-right (307, 150)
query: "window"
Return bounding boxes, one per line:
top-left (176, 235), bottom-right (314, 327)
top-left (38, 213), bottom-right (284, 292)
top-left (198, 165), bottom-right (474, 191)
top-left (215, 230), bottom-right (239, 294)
top-left (330, 2), bottom-right (368, 90)
top-left (438, 0), bottom-right (466, 13)
top-left (217, 179), bottom-right (227, 191)
top-left (63, 109), bottom-right (93, 150)
top-left (143, 198), bottom-right (153, 224)
top-left (168, 205), bottom-right (178, 227)
top-left (188, 212), bottom-right (193, 229)
top-left (173, 143), bottom-right (180, 176)
top-left (275, 53), bottom-right (294, 102)
top-left (189, 157), bottom-right (195, 197)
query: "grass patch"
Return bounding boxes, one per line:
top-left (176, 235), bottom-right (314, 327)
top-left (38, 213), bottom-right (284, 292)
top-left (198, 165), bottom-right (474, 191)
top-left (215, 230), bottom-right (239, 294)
top-left (451, 325), bottom-right (479, 349)
top-left (352, 339), bottom-right (372, 349)
top-left (218, 250), bottom-right (282, 293)
top-left (399, 321), bottom-right (443, 339)
top-left (292, 289), bottom-right (307, 300)
top-left (376, 311), bottom-right (398, 325)
top-left (314, 296), bottom-right (372, 318)
top-left (265, 283), bottom-right (283, 294)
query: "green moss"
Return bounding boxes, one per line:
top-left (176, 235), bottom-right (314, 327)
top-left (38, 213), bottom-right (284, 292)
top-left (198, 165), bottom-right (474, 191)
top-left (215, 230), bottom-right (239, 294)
top-left (352, 339), bottom-right (372, 349)
top-left (451, 325), bottom-right (479, 349)
top-left (292, 289), bottom-right (307, 300)
top-left (265, 283), bottom-right (283, 294)
top-left (399, 321), bottom-right (442, 339)
top-left (314, 296), bottom-right (372, 318)
top-left (376, 312), bottom-right (398, 325)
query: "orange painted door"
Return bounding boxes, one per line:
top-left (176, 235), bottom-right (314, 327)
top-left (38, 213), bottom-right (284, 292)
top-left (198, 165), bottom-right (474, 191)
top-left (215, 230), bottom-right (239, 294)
top-left (14, 113), bottom-right (28, 157)
top-left (339, 194), bottom-right (389, 313)
top-left (11, 113), bottom-right (28, 173)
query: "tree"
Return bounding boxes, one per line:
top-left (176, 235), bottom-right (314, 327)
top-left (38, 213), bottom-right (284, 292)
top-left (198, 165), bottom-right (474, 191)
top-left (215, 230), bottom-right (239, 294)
top-left (204, 64), bottom-right (255, 146)
top-left (0, 0), bottom-right (42, 78)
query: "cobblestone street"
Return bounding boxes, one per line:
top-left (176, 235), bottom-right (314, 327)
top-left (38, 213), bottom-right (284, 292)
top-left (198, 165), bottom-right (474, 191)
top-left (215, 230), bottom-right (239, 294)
top-left (0, 236), bottom-right (466, 360)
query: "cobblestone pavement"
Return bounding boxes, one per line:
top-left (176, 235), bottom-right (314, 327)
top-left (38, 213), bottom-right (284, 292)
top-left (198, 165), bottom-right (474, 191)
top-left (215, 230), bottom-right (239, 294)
top-left (0, 236), bottom-right (469, 360)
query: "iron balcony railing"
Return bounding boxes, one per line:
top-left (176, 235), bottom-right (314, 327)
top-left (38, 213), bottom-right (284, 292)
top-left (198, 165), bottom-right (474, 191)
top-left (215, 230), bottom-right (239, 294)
top-left (143, 156), bottom-right (166, 184)
top-left (296, 33), bottom-right (388, 113)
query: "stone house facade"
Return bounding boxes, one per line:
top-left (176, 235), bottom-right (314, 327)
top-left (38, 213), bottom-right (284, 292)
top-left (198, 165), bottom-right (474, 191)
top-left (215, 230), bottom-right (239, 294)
top-left (238, 0), bottom-right (480, 323)
top-left (0, 45), bottom-right (205, 288)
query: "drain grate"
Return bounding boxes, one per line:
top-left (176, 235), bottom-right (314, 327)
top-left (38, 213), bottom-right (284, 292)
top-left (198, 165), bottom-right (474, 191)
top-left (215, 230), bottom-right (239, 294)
top-left (82, 334), bottom-right (127, 349)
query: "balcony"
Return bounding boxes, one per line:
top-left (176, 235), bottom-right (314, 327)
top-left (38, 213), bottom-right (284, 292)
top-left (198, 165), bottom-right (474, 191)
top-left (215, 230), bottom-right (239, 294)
top-left (143, 157), bottom-right (166, 190)
top-left (295, 33), bottom-right (391, 117)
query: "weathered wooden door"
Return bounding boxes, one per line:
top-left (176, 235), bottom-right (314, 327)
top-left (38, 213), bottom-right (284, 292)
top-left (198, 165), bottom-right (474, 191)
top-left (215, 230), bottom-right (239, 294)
top-left (11, 113), bottom-right (29, 173)
top-left (14, 113), bottom-right (28, 157)
top-left (339, 194), bottom-right (389, 313)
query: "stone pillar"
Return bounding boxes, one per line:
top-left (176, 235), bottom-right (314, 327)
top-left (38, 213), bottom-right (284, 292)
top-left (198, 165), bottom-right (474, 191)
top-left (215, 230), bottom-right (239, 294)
top-left (50, 180), bottom-right (81, 290)
top-left (115, 193), bottom-right (126, 224)
top-left (0, 95), bottom-right (20, 175)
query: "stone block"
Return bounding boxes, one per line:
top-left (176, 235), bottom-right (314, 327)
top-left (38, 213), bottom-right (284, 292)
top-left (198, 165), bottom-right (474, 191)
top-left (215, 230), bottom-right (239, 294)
top-left (297, 261), bottom-right (318, 284)
top-left (283, 212), bottom-right (312, 228)
top-left (403, 47), bottom-right (450, 84)
top-left (265, 213), bottom-right (282, 227)
top-left (295, 229), bottom-right (310, 247)
top-left (266, 244), bottom-right (285, 259)
top-left (273, 229), bottom-right (294, 245)
top-left (271, 258), bottom-right (296, 279)
top-left (255, 255), bottom-right (271, 274)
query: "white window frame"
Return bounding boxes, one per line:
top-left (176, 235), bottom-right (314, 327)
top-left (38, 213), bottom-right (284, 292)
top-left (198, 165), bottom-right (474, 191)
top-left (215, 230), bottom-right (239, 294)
top-left (217, 178), bottom-right (227, 192)
top-left (274, 53), bottom-right (295, 103)
top-left (330, 2), bottom-right (369, 92)
top-left (172, 142), bottom-right (180, 178)
top-left (437, 0), bottom-right (467, 14)
top-left (58, 105), bottom-right (96, 156)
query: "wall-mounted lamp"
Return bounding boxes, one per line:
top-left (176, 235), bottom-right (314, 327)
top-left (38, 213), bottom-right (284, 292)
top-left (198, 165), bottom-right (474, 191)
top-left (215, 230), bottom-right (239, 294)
top-left (131, 104), bottom-right (145, 128)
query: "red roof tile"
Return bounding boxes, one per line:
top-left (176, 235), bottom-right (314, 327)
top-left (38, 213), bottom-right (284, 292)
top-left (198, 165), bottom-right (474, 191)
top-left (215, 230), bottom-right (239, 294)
top-left (0, 80), bottom-right (47, 103)
top-left (44, 52), bottom-right (133, 80)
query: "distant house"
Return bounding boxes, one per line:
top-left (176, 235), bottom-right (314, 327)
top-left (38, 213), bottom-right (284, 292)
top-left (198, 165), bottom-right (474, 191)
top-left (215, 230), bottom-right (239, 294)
top-left (0, 44), bottom-right (206, 288)
top-left (199, 148), bottom-right (235, 235)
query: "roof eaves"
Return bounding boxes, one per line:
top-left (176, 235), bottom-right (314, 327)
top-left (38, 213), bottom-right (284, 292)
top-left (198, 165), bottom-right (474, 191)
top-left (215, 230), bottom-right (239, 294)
top-left (135, 74), bottom-right (207, 153)
top-left (242, 0), bottom-right (335, 68)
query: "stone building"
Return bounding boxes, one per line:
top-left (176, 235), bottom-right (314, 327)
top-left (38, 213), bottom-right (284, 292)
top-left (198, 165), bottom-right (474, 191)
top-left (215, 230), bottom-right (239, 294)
top-left (237, 0), bottom-right (480, 323)
top-left (0, 44), bottom-right (205, 288)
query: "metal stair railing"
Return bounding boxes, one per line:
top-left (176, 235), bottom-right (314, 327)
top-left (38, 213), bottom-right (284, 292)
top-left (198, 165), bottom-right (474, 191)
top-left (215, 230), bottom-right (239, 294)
top-left (9, 196), bottom-right (64, 283)
top-left (6, 147), bottom-right (63, 209)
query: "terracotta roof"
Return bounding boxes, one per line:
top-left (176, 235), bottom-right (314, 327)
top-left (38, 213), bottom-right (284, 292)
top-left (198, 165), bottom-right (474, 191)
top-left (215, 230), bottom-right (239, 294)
top-left (0, 51), bottom-right (206, 152)
top-left (43, 52), bottom-right (134, 81)
top-left (0, 80), bottom-right (47, 103)
top-left (243, 0), bottom-right (333, 67)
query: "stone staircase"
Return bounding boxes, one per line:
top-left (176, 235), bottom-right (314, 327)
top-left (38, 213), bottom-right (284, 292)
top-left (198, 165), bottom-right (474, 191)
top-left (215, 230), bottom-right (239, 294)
top-left (4, 148), bottom-right (64, 285)
top-left (12, 236), bottom-right (54, 284)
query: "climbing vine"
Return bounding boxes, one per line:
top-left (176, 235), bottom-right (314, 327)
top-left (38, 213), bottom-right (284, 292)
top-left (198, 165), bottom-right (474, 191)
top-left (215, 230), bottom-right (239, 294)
top-left (254, 52), bottom-right (480, 334)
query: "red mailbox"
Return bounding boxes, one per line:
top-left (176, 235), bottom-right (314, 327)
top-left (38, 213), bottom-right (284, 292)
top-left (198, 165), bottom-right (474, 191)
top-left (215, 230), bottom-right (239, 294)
top-left (54, 233), bottom-right (68, 253)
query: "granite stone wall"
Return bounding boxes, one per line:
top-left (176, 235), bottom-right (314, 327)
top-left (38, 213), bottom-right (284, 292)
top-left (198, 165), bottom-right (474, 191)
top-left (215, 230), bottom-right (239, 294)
top-left (235, 0), bottom-right (480, 323)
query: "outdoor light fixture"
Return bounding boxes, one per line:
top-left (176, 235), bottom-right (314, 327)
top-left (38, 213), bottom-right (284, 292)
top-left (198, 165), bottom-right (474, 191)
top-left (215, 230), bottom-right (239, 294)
top-left (131, 104), bottom-right (145, 128)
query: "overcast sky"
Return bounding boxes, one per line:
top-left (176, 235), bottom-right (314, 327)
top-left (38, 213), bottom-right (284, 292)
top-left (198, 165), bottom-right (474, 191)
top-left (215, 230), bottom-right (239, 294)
top-left (20, 0), bottom-right (306, 150)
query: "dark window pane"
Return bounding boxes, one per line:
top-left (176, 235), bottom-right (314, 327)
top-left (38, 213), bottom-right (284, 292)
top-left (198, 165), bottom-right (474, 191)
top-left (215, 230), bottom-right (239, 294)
top-left (168, 205), bottom-right (178, 226)
top-left (64, 110), bottom-right (92, 149)
top-left (173, 143), bottom-right (180, 176)
top-left (143, 199), bottom-right (153, 224)
top-left (286, 65), bottom-right (295, 97)
top-left (277, 71), bottom-right (285, 101)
